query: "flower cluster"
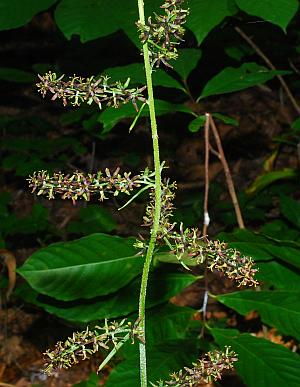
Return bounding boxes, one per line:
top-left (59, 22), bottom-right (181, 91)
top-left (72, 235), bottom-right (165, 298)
top-left (37, 71), bottom-right (146, 110)
top-left (44, 319), bottom-right (139, 375)
top-left (138, 181), bottom-right (258, 287)
top-left (151, 346), bottom-right (238, 386)
top-left (137, 0), bottom-right (189, 67)
top-left (27, 168), bottom-right (155, 204)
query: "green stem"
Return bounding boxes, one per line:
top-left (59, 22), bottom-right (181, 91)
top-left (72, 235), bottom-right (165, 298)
top-left (137, 1), bottom-right (162, 386)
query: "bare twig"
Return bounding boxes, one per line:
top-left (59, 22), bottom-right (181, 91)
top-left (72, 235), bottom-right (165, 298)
top-left (235, 26), bottom-right (300, 115)
top-left (209, 115), bottom-right (245, 229)
top-left (202, 113), bottom-right (210, 235)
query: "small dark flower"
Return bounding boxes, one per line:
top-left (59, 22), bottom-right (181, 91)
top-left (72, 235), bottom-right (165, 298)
top-left (137, 0), bottom-right (189, 68)
top-left (37, 71), bottom-right (146, 110)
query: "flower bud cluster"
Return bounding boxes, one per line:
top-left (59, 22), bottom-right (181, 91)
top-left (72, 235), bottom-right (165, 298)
top-left (37, 71), bottom-right (146, 110)
top-left (137, 0), bottom-right (189, 67)
top-left (151, 346), bottom-right (238, 386)
top-left (44, 319), bottom-right (138, 375)
top-left (28, 168), bottom-right (143, 204)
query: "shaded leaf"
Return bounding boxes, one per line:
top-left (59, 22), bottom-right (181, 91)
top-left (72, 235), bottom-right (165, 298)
top-left (236, 0), bottom-right (299, 31)
top-left (212, 328), bottom-right (300, 387)
top-left (18, 273), bottom-right (197, 323)
top-left (0, 0), bottom-right (57, 30)
top-left (98, 100), bottom-right (194, 133)
top-left (186, 0), bottom-right (237, 45)
top-left (18, 233), bottom-right (143, 301)
top-left (199, 63), bottom-right (291, 100)
top-left (216, 290), bottom-right (300, 340)
top-left (172, 48), bottom-right (202, 81)
top-left (0, 67), bottom-right (35, 83)
top-left (280, 195), bottom-right (300, 229)
top-left (246, 169), bottom-right (297, 194)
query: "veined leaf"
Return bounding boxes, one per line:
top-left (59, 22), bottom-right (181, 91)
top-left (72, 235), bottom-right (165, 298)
top-left (236, 0), bottom-right (299, 31)
top-left (246, 169), bottom-right (297, 194)
top-left (212, 328), bottom-right (300, 387)
top-left (106, 339), bottom-right (198, 387)
top-left (98, 100), bottom-right (194, 133)
top-left (216, 290), bottom-right (300, 340)
top-left (280, 195), bottom-right (300, 229)
top-left (186, 0), bottom-right (237, 45)
top-left (198, 63), bottom-right (291, 100)
top-left (17, 273), bottom-right (197, 323)
top-left (18, 233), bottom-right (143, 301)
top-left (257, 260), bottom-right (300, 290)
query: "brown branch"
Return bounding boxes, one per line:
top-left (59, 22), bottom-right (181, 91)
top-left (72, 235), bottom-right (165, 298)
top-left (202, 113), bottom-right (210, 236)
top-left (209, 115), bottom-right (245, 229)
top-left (235, 26), bottom-right (300, 115)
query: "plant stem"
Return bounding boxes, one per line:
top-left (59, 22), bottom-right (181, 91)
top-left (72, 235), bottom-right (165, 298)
top-left (137, 1), bottom-right (162, 386)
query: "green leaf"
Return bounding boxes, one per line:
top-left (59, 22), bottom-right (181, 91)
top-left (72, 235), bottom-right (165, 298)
top-left (236, 0), bottom-right (299, 31)
top-left (213, 113), bottom-right (239, 126)
top-left (212, 328), bottom-right (300, 387)
top-left (199, 63), bottom-right (291, 100)
top-left (55, 0), bottom-right (161, 44)
top-left (106, 339), bottom-right (198, 387)
top-left (18, 273), bottom-right (197, 323)
top-left (188, 115), bottom-right (206, 132)
top-left (216, 290), bottom-right (300, 340)
top-left (280, 195), bottom-right (300, 229)
top-left (218, 229), bottom-right (300, 269)
top-left (172, 49), bottom-right (202, 81)
top-left (292, 117), bottom-right (300, 130)
top-left (257, 260), bottom-right (300, 290)
top-left (0, 68), bottom-right (35, 83)
top-left (67, 205), bottom-right (116, 235)
top-left (187, 0), bottom-right (237, 45)
top-left (146, 303), bottom-right (195, 343)
top-left (98, 100), bottom-right (194, 133)
top-left (73, 373), bottom-right (100, 387)
top-left (18, 233), bottom-right (143, 301)
top-left (0, 0), bottom-right (57, 30)
top-left (103, 63), bottom-right (183, 90)
top-left (246, 169), bottom-right (297, 194)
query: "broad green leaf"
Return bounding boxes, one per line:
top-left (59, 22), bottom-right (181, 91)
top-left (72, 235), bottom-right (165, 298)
top-left (67, 205), bottom-right (116, 235)
top-left (257, 260), bottom-right (300, 290)
top-left (186, 0), bottom-right (237, 45)
top-left (55, 0), bottom-right (161, 44)
top-left (280, 195), bottom-right (300, 229)
top-left (106, 339), bottom-right (198, 387)
top-left (216, 290), bottom-right (300, 340)
top-left (236, 0), bottom-right (299, 31)
top-left (172, 49), bottom-right (202, 81)
top-left (0, 68), bottom-right (35, 83)
top-left (213, 113), bottom-right (239, 126)
top-left (218, 229), bottom-right (300, 268)
top-left (260, 220), bottom-right (300, 241)
top-left (103, 63), bottom-right (183, 90)
top-left (98, 100), bottom-right (194, 133)
top-left (0, 0), bottom-right (57, 30)
top-left (18, 233), bottom-right (143, 301)
top-left (146, 303), bottom-right (195, 343)
top-left (18, 273), bottom-right (197, 322)
top-left (246, 168), bottom-right (297, 194)
top-left (212, 328), bottom-right (300, 387)
top-left (199, 63), bottom-right (291, 100)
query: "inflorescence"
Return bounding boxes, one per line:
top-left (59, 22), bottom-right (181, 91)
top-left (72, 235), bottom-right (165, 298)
top-left (44, 319), bottom-right (141, 376)
top-left (137, 0), bottom-right (189, 67)
top-left (136, 181), bottom-right (259, 287)
top-left (28, 167), bottom-right (155, 205)
top-left (151, 346), bottom-right (238, 386)
top-left (36, 71), bottom-right (146, 110)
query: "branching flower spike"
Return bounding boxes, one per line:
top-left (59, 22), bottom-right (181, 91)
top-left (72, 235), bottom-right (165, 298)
top-left (151, 346), bottom-right (238, 386)
top-left (137, 0), bottom-right (189, 68)
top-left (37, 71), bottom-right (146, 110)
top-left (44, 319), bottom-right (141, 376)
